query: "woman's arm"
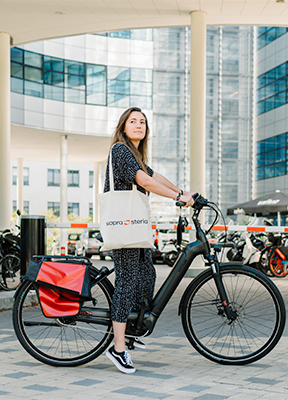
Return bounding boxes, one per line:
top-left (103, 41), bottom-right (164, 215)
top-left (152, 171), bottom-right (181, 193)
top-left (135, 170), bottom-right (194, 207)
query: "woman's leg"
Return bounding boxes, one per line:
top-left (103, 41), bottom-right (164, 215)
top-left (113, 321), bottom-right (127, 353)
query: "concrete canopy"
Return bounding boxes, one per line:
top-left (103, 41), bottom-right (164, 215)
top-left (1, 0), bottom-right (288, 47)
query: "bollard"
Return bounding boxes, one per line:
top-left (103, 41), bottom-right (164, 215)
top-left (20, 215), bottom-right (46, 275)
top-left (60, 246), bottom-right (65, 256)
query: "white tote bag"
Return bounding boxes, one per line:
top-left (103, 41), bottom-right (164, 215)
top-left (97, 147), bottom-right (154, 251)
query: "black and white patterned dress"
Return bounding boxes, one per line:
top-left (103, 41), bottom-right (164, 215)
top-left (104, 142), bottom-right (156, 323)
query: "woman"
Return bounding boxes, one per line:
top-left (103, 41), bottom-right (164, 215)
top-left (105, 107), bottom-right (195, 374)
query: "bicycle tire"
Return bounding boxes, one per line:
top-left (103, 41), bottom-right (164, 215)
top-left (181, 264), bottom-right (286, 365)
top-left (269, 249), bottom-right (288, 278)
top-left (12, 272), bottom-right (114, 367)
top-left (0, 253), bottom-right (21, 290)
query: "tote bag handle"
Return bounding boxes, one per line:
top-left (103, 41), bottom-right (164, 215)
top-left (109, 146), bottom-right (138, 193)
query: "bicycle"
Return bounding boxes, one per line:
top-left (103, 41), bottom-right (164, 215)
top-left (0, 231), bottom-right (21, 291)
top-left (12, 194), bottom-right (286, 367)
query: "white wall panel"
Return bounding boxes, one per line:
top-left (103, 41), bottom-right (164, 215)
top-left (86, 34), bottom-right (107, 50)
top-left (64, 103), bottom-right (85, 118)
top-left (44, 99), bottom-right (64, 116)
top-left (108, 37), bottom-right (130, 53)
top-left (64, 45), bottom-right (85, 62)
top-left (24, 96), bottom-right (43, 113)
top-left (11, 92), bottom-right (24, 109)
top-left (44, 114), bottom-right (64, 131)
top-left (130, 53), bottom-right (153, 69)
top-left (107, 51), bottom-right (130, 67)
top-left (11, 107), bottom-right (24, 125)
top-left (64, 116), bottom-right (85, 133)
top-left (43, 40), bottom-right (64, 59)
top-left (24, 110), bottom-right (43, 128)
top-left (85, 48), bottom-right (107, 65)
top-left (85, 105), bottom-right (107, 120)
top-left (85, 119), bottom-right (107, 135)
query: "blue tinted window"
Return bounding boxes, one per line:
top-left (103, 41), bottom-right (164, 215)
top-left (65, 60), bottom-right (85, 75)
top-left (11, 77), bottom-right (23, 94)
top-left (24, 66), bottom-right (42, 83)
top-left (86, 64), bottom-right (106, 105)
top-left (11, 62), bottom-right (23, 79)
top-left (24, 80), bottom-right (43, 97)
top-left (44, 55), bottom-right (64, 72)
top-left (24, 51), bottom-right (42, 68)
top-left (108, 30), bottom-right (130, 39)
top-left (11, 48), bottom-right (23, 64)
top-left (44, 71), bottom-right (64, 86)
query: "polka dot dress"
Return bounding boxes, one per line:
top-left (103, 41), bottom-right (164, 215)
top-left (104, 143), bottom-right (156, 323)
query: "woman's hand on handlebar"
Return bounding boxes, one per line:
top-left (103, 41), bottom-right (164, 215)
top-left (178, 193), bottom-right (195, 207)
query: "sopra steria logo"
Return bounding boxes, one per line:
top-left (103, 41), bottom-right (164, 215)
top-left (106, 219), bottom-right (148, 226)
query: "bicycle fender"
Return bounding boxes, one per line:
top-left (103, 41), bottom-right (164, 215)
top-left (13, 278), bottom-right (28, 299)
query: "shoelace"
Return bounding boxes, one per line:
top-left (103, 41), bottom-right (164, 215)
top-left (123, 351), bottom-right (133, 366)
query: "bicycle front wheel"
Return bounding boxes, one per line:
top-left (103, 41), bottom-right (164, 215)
top-left (181, 264), bottom-right (286, 365)
top-left (0, 253), bottom-right (21, 290)
top-left (13, 276), bottom-right (114, 367)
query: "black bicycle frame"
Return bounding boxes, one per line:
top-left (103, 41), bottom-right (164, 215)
top-left (85, 209), bottom-right (234, 335)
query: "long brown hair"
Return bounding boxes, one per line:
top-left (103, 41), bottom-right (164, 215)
top-left (111, 107), bottom-right (150, 172)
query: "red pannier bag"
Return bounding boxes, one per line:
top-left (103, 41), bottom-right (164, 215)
top-left (25, 259), bottom-right (92, 318)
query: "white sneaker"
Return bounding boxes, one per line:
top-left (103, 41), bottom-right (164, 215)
top-left (106, 346), bottom-right (136, 374)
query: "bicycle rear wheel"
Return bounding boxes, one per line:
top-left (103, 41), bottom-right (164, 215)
top-left (0, 254), bottom-right (21, 290)
top-left (181, 264), bottom-right (286, 365)
top-left (13, 273), bottom-right (114, 367)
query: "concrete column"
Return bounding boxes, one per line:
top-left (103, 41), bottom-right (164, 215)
top-left (93, 162), bottom-right (99, 223)
top-left (0, 33), bottom-right (11, 230)
top-left (190, 11), bottom-right (206, 197)
top-left (17, 158), bottom-right (23, 213)
top-left (60, 135), bottom-right (68, 254)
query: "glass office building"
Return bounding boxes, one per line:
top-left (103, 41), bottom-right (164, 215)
top-left (255, 27), bottom-right (288, 224)
top-left (151, 26), bottom-right (254, 219)
top-left (10, 27), bottom-right (254, 221)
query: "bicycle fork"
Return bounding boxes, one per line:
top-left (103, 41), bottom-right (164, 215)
top-left (208, 253), bottom-right (237, 322)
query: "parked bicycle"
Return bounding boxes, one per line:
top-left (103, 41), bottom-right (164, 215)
top-left (12, 194), bottom-right (286, 367)
top-left (0, 229), bottom-right (21, 290)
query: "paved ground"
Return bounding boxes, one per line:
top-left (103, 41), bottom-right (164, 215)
top-left (1, 260), bottom-right (288, 400)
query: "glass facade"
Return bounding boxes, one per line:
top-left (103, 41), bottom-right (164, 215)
top-left (257, 62), bottom-right (287, 115)
top-left (11, 47), bottom-right (153, 109)
top-left (151, 26), bottom-right (254, 219)
top-left (257, 27), bottom-right (288, 50)
top-left (10, 27), bottom-right (254, 221)
top-left (256, 133), bottom-right (287, 181)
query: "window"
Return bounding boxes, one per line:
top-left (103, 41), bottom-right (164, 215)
top-left (89, 203), bottom-right (93, 218)
top-left (12, 167), bottom-right (29, 185)
top-left (86, 64), bottom-right (106, 105)
top-left (89, 171), bottom-right (93, 188)
top-left (68, 170), bottom-right (79, 187)
top-left (68, 202), bottom-right (79, 216)
top-left (48, 169), bottom-right (60, 186)
top-left (48, 201), bottom-right (60, 217)
top-left (256, 133), bottom-right (288, 180)
top-left (12, 200), bottom-right (17, 211)
top-left (65, 60), bottom-right (85, 104)
top-left (257, 27), bottom-right (288, 50)
top-left (108, 66), bottom-right (130, 107)
top-left (256, 62), bottom-right (288, 115)
top-left (10, 45), bottom-right (153, 109)
top-left (23, 201), bottom-right (29, 214)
